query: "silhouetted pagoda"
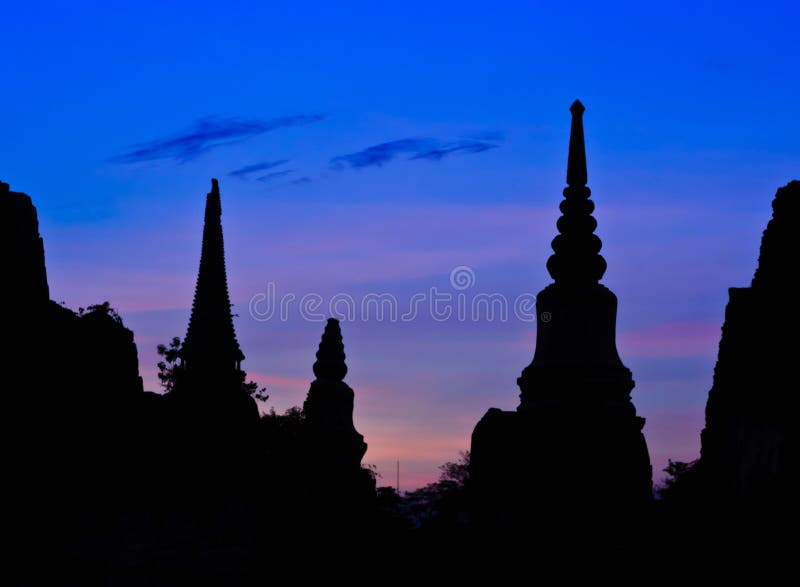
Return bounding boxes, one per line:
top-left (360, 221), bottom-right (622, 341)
top-left (304, 318), bottom-right (368, 473)
top-left (470, 101), bottom-right (652, 527)
top-left (169, 179), bottom-right (257, 421)
top-left (698, 180), bottom-right (798, 507)
top-left (301, 318), bottom-right (373, 519)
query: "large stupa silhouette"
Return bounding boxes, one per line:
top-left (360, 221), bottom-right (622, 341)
top-left (470, 101), bottom-right (653, 528)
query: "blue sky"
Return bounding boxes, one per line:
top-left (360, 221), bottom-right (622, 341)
top-left (2, 0), bottom-right (797, 488)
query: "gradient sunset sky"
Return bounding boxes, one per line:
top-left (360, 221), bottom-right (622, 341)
top-left (2, 1), bottom-right (797, 489)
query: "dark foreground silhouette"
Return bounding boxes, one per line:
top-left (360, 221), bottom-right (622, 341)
top-left (1, 110), bottom-right (797, 582)
top-left (470, 101), bottom-right (652, 533)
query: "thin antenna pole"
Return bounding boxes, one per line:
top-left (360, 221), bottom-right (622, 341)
top-left (396, 460), bottom-right (400, 493)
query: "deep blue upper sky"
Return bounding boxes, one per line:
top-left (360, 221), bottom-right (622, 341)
top-left (1, 0), bottom-right (797, 487)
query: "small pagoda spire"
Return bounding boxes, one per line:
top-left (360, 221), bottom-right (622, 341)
top-left (303, 318), bottom-right (368, 479)
top-left (180, 178), bottom-right (244, 374)
top-left (545, 100), bottom-right (607, 286)
top-left (312, 318), bottom-right (348, 381)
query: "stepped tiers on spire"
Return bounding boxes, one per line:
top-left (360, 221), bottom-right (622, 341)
top-left (521, 101), bottom-right (633, 408)
top-left (179, 179), bottom-right (245, 383)
top-left (698, 180), bottom-right (798, 506)
top-left (547, 99), bottom-right (607, 287)
top-left (303, 319), bottom-right (367, 472)
top-left (469, 102), bottom-right (652, 529)
top-left (301, 319), bottom-right (373, 518)
top-left (166, 178), bottom-right (259, 440)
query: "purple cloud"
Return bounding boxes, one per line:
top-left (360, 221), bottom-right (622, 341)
top-left (229, 159), bottom-right (289, 179)
top-left (411, 140), bottom-right (499, 161)
top-left (110, 114), bottom-right (326, 164)
top-left (330, 138), bottom-right (437, 169)
top-left (257, 169), bottom-right (295, 182)
top-left (330, 137), bottom-right (499, 170)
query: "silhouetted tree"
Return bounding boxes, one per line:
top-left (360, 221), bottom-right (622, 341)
top-left (76, 300), bottom-right (123, 323)
top-left (86, 301), bottom-right (122, 323)
top-left (374, 485), bottom-right (414, 530)
top-left (657, 458), bottom-right (700, 502)
top-left (243, 380), bottom-right (270, 402)
top-left (262, 405), bottom-right (305, 427)
top-left (156, 335), bottom-right (268, 400)
top-left (404, 451), bottom-right (470, 528)
top-left (259, 406), bottom-right (306, 457)
top-left (156, 336), bottom-right (182, 392)
top-left (438, 450), bottom-right (470, 486)
top-left (256, 406), bottom-right (308, 507)
top-left (362, 463), bottom-right (380, 484)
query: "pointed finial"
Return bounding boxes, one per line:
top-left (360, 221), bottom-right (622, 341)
top-left (179, 177), bottom-right (244, 374)
top-left (567, 100), bottom-right (587, 187)
top-left (545, 100), bottom-right (606, 285)
top-left (313, 318), bottom-right (348, 381)
top-left (207, 178), bottom-right (221, 217)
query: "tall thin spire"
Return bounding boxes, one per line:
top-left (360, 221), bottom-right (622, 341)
top-left (470, 101), bottom-right (652, 529)
top-left (545, 99), bottom-right (607, 286)
top-left (567, 100), bottom-right (587, 187)
top-left (180, 178), bottom-right (244, 374)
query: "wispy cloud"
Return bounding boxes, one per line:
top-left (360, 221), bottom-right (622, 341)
top-left (330, 137), bottom-right (498, 170)
top-left (257, 169), bottom-right (295, 182)
top-left (229, 159), bottom-right (289, 179)
top-left (411, 140), bottom-right (498, 161)
top-left (110, 114), bottom-right (326, 164)
top-left (292, 177), bottom-right (312, 185)
top-left (330, 138), bottom-right (437, 170)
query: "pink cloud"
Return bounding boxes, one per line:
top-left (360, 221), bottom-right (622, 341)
top-left (501, 319), bottom-right (721, 359)
top-left (48, 197), bottom-right (730, 491)
top-left (642, 408), bottom-right (706, 486)
top-left (618, 321), bottom-right (721, 358)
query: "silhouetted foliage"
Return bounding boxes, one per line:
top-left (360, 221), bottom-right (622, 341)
top-left (243, 379), bottom-right (269, 402)
top-left (156, 336), bottom-right (182, 392)
top-left (259, 406), bottom-right (306, 449)
top-left (362, 462), bottom-right (381, 484)
top-left (657, 458), bottom-right (700, 501)
top-left (77, 300), bottom-right (123, 323)
top-left (88, 301), bottom-right (122, 322)
top-left (374, 485), bottom-right (414, 530)
top-left (156, 334), bottom-right (268, 400)
top-left (438, 450), bottom-right (470, 486)
top-left (404, 451), bottom-right (470, 528)
top-left (263, 405), bottom-right (305, 426)
top-left (377, 485), bottom-right (401, 505)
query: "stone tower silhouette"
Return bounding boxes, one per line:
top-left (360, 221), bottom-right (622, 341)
top-left (699, 180), bottom-right (798, 504)
top-left (303, 318), bottom-right (368, 472)
top-left (174, 178), bottom-right (246, 396)
top-left (470, 101), bottom-right (652, 527)
top-left (518, 100), bottom-right (637, 409)
top-left (1, 180), bottom-right (49, 307)
top-left (302, 318), bottom-right (373, 516)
